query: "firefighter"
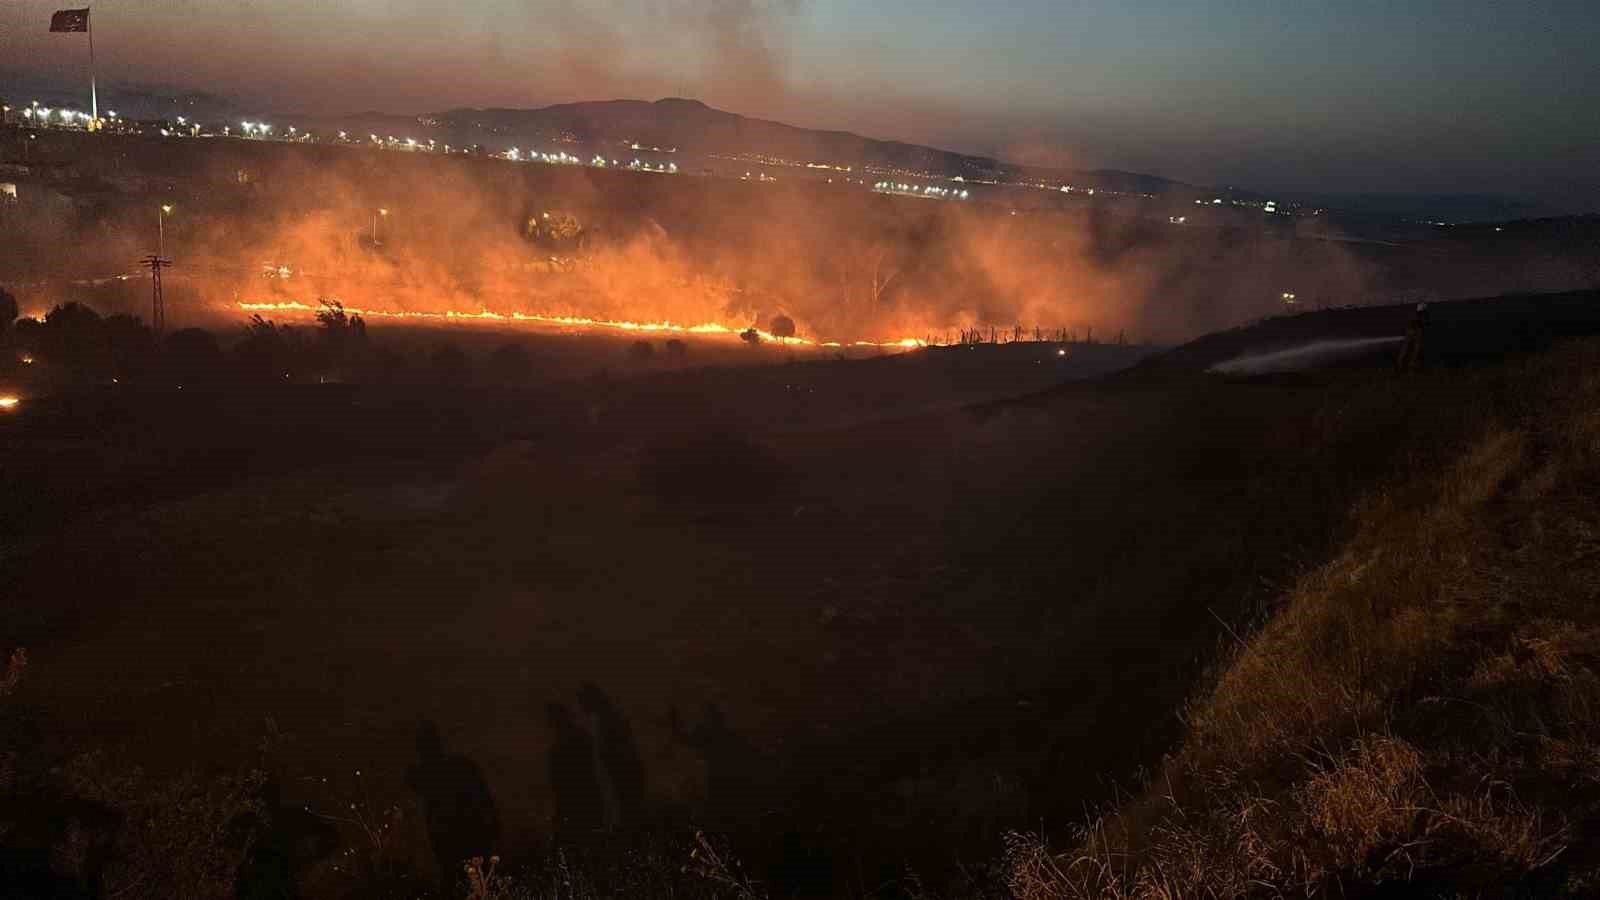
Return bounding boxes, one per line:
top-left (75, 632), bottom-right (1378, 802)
top-left (1396, 302), bottom-right (1429, 372)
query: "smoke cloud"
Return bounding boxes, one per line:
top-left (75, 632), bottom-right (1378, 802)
top-left (0, 139), bottom-right (1410, 347)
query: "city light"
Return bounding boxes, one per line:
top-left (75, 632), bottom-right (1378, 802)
top-left (0, 396), bottom-right (20, 411)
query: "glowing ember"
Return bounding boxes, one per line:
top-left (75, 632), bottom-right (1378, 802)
top-left (235, 301), bottom-right (927, 349)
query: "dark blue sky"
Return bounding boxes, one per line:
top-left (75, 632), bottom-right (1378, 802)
top-left (4, 0), bottom-right (1597, 208)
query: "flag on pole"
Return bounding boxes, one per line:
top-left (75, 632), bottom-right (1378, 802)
top-left (50, 8), bottom-right (90, 33)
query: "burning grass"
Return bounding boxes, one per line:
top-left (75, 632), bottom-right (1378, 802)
top-left (1008, 339), bottom-right (1600, 897)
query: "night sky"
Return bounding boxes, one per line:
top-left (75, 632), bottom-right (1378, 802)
top-left (3, 0), bottom-right (1597, 207)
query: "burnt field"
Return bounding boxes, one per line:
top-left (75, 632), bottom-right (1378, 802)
top-left (3, 130), bottom-right (1600, 897)
top-left (3, 298), bottom-right (1568, 895)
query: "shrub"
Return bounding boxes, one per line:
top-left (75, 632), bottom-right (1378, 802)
top-left (163, 328), bottom-right (224, 383)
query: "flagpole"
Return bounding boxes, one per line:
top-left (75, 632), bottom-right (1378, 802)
top-left (88, 7), bottom-right (98, 123)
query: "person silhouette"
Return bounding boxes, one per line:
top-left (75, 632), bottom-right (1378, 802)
top-left (672, 702), bottom-right (764, 826)
top-left (404, 721), bottom-right (500, 881)
top-left (577, 682), bottom-right (647, 830)
top-left (546, 702), bottom-right (605, 842)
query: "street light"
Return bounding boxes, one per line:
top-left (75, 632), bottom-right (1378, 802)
top-left (159, 204), bottom-right (174, 256)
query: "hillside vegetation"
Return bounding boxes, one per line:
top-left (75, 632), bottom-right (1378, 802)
top-left (1012, 339), bottom-right (1600, 897)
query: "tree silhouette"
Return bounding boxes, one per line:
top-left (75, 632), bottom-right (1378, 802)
top-left (235, 316), bottom-right (308, 382)
top-left (101, 314), bottom-right (155, 379)
top-left (770, 314), bottom-right (796, 342)
top-left (163, 328), bottom-right (223, 383)
top-left (38, 302), bottom-right (107, 374)
top-left (0, 289), bottom-right (17, 337)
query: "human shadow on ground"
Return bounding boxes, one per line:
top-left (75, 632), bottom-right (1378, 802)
top-left (403, 720), bottom-right (500, 880)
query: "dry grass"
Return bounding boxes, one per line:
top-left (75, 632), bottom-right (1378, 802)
top-left (1012, 340), bottom-right (1600, 898)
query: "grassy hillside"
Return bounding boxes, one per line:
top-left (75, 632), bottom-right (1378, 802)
top-left (1011, 339), bottom-right (1600, 897)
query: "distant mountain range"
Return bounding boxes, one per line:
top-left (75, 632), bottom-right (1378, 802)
top-left (1, 71), bottom-right (1546, 220)
top-left (424, 98), bottom-right (1198, 196)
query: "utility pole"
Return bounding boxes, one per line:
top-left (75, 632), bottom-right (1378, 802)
top-left (87, 8), bottom-right (97, 123)
top-left (158, 204), bottom-right (172, 256)
top-left (142, 254), bottom-right (172, 335)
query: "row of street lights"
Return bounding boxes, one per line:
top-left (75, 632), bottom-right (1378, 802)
top-left (147, 203), bottom-right (394, 254)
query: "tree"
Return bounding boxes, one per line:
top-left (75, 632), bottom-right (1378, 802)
top-left (314, 299), bottom-right (369, 378)
top-left (38, 302), bottom-right (107, 374)
top-left (839, 244), bottom-right (901, 312)
top-left (101, 314), bottom-right (155, 378)
top-left (740, 328), bottom-right (761, 346)
top-left (235, 315), bottom-right (308, 382)
top-left (770, 314), bottom-right (796, 342)
top-left (628, 340), bottom-right (655, 363)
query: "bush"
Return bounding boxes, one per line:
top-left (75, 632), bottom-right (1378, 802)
top-left (235, 316), bottom-right (310, 382)
top-left (163, 328), bottom-right (224, 383)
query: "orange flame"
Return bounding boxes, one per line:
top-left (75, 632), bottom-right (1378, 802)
top-left (235, 300), bottom-right (927, 349)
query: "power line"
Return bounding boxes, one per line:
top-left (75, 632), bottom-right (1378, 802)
top-left (140, 254), bottom-right (173, 334)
